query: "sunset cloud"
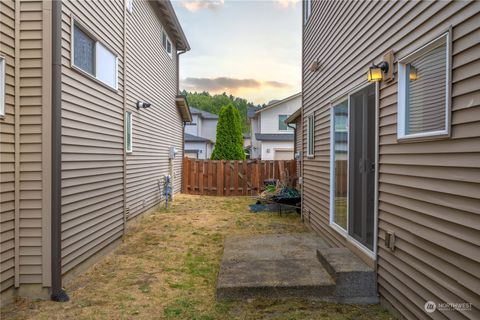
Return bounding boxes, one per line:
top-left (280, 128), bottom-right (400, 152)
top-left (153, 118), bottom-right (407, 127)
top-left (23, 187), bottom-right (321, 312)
top-left (274, 0), bottom-right (300, 8)
top-left (181, 0), bottom-right (224, 12)
top-left (181, 77), bottom-right (292, 93)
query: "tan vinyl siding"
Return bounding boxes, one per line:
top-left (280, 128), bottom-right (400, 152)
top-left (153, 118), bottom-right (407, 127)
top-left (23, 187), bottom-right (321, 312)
top-left (60, 0), bottom-right (125, 275)
top-left (125, 0), bottom-right (183, 220)
top-left (1, 0), bottom-right (49, 299)
top-left (1, 0), bottom-right (17, 294)
top-left (303, 0), bottom-right (480, 319)
top-left (294, 117), bottom-right (302, 177)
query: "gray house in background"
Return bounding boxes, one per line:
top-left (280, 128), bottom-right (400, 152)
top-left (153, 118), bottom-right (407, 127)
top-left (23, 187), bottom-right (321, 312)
top-left (184, 107), bottom-right (218, 159)
top-left (0, 0), bottom-right (190, 305)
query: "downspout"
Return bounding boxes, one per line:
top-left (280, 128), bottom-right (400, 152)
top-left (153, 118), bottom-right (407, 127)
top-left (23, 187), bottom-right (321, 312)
top-left (177, 49), bottom-right (187, 193)
top-left (51, 0), bottom-right (69, 302)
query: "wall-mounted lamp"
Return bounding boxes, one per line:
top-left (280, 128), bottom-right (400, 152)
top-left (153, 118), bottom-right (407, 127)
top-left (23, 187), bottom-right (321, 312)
top-left (136, 101), bottom-right (152, 110)
top-left (367, 50), bottom-right (395, 83)
top-left (409, 66), bottom-right (417, 81)
top-left (309, 59), bottom-right (321, 73)
top-left (367, 61), bottom-right (389, 82)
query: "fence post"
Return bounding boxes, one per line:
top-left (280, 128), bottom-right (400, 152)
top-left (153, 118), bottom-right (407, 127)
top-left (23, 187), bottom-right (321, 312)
top-left (217, 160), bottom-right (224, 196)
top-left (182, 157), bottom-right (188, 193)
top-left (207, 160), bottom-right (213, 195)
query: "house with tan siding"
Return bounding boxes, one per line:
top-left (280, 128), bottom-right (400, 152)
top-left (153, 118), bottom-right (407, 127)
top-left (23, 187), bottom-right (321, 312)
top-left (301, 0), bottom-right (479, 319)
top-left (0, 0), bottom-right (191, 305)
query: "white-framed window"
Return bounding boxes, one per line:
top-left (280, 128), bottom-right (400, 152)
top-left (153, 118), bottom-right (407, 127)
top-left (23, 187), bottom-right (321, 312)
top-left (0, 56), bottom-right (5, 117)
top-left (306, 114), bottom-right (315, 157)
top-left (72, 19), bottom-right (118, 89)
top-left (397, 32), bottom-right (450, 140)
top-left (126, 0), bottom-right (133, 13)
top-left (278, 114), bottom-right (292, 131)
top-left (162, 30), bottom-right (173, 58)
top-left (304, 0), bottom-right (312, 24)
top-left (125, 111), bottom-right (133, 153)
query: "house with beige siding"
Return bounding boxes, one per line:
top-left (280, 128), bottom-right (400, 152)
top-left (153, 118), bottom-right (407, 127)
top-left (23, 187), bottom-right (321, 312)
top-left (302, 0), bottom-right (479, 319)
top-left (0, 0), bottom-right (191, 305)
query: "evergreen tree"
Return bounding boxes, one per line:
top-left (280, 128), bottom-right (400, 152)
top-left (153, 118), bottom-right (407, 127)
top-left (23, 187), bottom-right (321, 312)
top-left (211, 104), bottom-right (246, 160)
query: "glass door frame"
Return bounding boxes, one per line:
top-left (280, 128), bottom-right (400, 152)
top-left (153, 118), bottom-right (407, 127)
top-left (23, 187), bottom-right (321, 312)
top-left (329, 82), bottom-right (379, 259)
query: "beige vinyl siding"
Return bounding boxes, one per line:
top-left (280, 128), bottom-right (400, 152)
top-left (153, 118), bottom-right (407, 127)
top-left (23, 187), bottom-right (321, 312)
top-left (60, 0), bottom-right (125, 275)
top-left (18, 0), bottom-right (46, 286)
top-left (1, 0), bottom-right (17, 294)
top-left (125, 0), bottom-right (183, 220)
top-left (294, 117), bottom-right (302, 177)
top-left (303, 0), bottom-right (480, 318)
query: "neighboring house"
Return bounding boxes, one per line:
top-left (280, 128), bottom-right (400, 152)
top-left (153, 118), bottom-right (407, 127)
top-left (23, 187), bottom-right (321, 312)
top-left (184, 133), bottom-right (214, 159)
top-left (248, 93), bottom-right (301, 160)
top-left (184, 106), bottom-right (218, 159)
top-left (302, 0), bottom-right (479, 319)
top-left (0, 0), bottom-right (190, 305)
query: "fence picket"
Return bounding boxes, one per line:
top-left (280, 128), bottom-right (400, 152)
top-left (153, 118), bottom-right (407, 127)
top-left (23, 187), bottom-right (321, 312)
top-left (183, 158), bottom-right (296, 196)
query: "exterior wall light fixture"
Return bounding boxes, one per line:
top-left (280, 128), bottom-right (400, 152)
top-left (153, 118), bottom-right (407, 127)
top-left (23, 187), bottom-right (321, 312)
top-left (136, 100), bottom-right (152, 110)
top-left (367, 61), bottom-right (389, 82)
top-left (409, 66), bottom-right (418, 81)
top-left (367, 50), bottom-right (395, 83)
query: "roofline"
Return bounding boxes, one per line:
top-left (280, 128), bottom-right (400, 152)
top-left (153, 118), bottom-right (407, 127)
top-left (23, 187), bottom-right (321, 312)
top-left (157, 1), bottom-right (190, 51)
top-left (256, 92), bottom-right (302, 114)
top-left (285, 108), bottom-right (302, 124)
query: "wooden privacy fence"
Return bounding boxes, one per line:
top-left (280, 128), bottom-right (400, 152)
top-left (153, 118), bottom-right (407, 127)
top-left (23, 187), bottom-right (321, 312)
top-left (182, 158), bottom-right (297, 196)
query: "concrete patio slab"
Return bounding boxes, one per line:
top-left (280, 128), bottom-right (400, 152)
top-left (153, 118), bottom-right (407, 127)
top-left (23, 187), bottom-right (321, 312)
top-left (217, 233), bottom-right (379, 303)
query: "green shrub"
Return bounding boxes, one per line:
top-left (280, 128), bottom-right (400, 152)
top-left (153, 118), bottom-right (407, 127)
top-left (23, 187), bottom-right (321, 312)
top-left (211, 104), bottom-right (246, 160)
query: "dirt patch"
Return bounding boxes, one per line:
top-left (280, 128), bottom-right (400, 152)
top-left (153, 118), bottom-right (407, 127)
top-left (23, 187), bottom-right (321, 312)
top-left (1, 195), bottom-right (393, 320)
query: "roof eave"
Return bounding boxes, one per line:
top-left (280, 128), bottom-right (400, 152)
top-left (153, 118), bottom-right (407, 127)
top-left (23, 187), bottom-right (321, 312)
top-left (156, 1), bottom-right (190, 51)
top-left (176, 95), bottom-right (192, 122)
top-left (285, 108), bottom-right (302, 124)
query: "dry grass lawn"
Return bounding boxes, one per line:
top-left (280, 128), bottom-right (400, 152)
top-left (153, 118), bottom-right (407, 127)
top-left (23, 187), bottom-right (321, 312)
top-left (2, 195), bottom-right (394, 320)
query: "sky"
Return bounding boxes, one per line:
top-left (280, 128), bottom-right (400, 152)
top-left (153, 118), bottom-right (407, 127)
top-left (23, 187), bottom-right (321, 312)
top-left (172, 0), bottom-right (302, 105)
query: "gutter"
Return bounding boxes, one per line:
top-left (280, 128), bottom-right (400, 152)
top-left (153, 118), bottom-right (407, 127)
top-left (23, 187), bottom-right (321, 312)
top-left (51, 0), bottom-right (69, 302)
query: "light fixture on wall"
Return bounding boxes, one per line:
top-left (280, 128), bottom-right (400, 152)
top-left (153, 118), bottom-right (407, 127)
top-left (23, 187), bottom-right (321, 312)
top-left (367, 50), bottom-right (394, 83)
top-left (136, 100), bottom-right (152, 110)
top-left (367, 61), bottom-right (389, 82)
top-left (309, 58), bottom-right (321, 73)
top-left (409, 66), bottom-right (418, 81)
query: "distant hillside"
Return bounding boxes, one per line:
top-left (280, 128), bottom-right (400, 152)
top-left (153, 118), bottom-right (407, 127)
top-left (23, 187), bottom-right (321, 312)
top-left (182, 90), bottom-right (262, 133)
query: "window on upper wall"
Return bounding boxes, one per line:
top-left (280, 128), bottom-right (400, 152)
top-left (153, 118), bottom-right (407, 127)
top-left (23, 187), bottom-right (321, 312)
top-left (304, 0), bottom-right (312, 24)
top-left (162, 30), bottom-right (173, 58)
top-left (307, 114), bottom-right (315, 157)
top-left (397, 32), bottom-right (450, 140)
top-left (278, 114), bottom-right (292, 131)
top-left (126, 111), bottom-right (133, 153)
top-left (72, 20), bottom-right (118, 89)
top-left (0, 56), bottom-right (5, 117)
top-left (126, 0), bottom-right (133, 13)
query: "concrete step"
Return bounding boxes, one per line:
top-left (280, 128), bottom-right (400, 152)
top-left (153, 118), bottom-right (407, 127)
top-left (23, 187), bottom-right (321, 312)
top-left (316, 247), bottom-right (378, 303)
top-left (216, 233), bottom-right (336, 300)
top-left (217, 258), bottom-right (336, 300)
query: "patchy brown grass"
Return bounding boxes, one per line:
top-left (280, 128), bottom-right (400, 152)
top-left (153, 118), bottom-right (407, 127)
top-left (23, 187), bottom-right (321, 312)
top-left (2, 195), bottom-right (393, 320)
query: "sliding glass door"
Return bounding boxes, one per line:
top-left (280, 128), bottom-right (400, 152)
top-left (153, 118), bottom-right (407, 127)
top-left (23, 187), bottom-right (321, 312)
top-left (331, 84), bottom-right (376, 252)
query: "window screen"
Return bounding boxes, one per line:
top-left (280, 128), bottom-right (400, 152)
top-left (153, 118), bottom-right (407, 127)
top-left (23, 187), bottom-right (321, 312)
top-left (96, 43), bottom-right (117, 89)
top-left (73, 25), bottom-right (95, 75)
top-left (406, 43), bottom-right (447, 134)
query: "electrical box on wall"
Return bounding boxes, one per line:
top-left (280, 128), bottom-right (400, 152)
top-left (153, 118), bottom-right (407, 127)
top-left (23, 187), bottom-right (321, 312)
top-left (169, 147), bottom-right (177, 159)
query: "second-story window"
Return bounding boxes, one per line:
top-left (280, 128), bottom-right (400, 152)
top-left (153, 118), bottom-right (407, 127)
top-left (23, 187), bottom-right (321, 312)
top-left (304, 0), bottom-right (312, 24)
top-left (162, 30), bottom-right (173, 58)
top-left (278, 115), bottom-right (292, 131)
top-left (72, 20), bottom-right (118, 89)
